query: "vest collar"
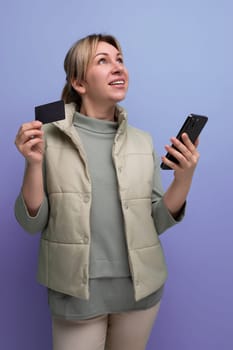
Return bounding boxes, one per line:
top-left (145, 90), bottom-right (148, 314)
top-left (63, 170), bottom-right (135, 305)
top-left (53, 103), bottom-right (128, 134)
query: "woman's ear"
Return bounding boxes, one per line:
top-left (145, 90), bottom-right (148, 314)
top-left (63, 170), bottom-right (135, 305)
top-left (71, 79), bottom-right (86, 95)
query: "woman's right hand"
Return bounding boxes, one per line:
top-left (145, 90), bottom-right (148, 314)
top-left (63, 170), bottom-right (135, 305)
top-left (15, 121), bottom-right (44, 164)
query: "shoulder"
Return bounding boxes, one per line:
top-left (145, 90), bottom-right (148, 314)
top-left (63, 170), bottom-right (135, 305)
top-left (127, 125), bottom-right (153, 146)
top-left (123, 124), bottom-right (154, 155)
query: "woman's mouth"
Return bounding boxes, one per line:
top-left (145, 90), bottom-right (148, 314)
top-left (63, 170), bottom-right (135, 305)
top-left (109, 79), bottom-right (125, 86)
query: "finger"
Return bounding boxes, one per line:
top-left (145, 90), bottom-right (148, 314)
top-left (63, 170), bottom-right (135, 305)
top-left (171, 135), bottom-right (198, 159)
top-left (161, 155), bottom-right (179, 171)
top-left (16, 127), bottom-right (43, 146)
top-left (180, 133), bottom-right (197, 152)
top-left (17, 121), bottom-right (42, 139)
top-left (181, 133), bottom-right (200, 148)
top-left (180, 134), bottom-right (200, 162)
top-left (165, 141), bottom-right (200, 169)
top-left (169, 137), bottom-right (192, 159)
top-left (194, 136), bottom-right (199, 147)
top-left (164, 144), bottom-right (187, 165)
top-left (18, 121), bottom-right (42, 134)
top-left (23, 129), bottom-right (44, 144)
top-left (18, 137), bottom-right (44, 157)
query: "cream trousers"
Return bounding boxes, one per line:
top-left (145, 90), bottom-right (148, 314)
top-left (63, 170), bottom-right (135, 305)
top-left (52, 302), bottom-right (160, 350)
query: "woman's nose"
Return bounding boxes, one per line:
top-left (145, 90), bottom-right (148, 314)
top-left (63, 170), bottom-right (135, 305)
top-left (111, 61), bottom-right (123, 74)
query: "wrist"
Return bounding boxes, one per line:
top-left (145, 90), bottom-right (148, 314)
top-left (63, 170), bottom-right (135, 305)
top-left (26, 160), bottom-right (43, 170)
top-left (174, 171), bottom-right (194, 187)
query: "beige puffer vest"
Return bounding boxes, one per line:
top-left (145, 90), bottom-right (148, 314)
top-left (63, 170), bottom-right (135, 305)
top-left (37, 103), bottom-right (167, 301)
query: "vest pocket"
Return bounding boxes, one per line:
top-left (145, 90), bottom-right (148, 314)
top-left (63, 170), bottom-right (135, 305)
top-left (128, 243), bottom-right (167, 301)
top-left (38, 239), bottom-right (90, 299)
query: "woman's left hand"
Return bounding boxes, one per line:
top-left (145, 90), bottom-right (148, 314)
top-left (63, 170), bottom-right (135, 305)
top-left (162, 133), bottom-right (200, 217)
top-left (162, 133), bottom-right (200, 182)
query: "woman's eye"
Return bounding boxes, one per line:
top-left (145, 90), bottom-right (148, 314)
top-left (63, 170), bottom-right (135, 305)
top-left (98, 58), bottom-right (106, 64)
top-left (117, 57), bottom-right (124, 64)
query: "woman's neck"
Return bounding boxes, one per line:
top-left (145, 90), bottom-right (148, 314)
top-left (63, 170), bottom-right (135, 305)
top-left (79, 102), bottom-right (116, 121)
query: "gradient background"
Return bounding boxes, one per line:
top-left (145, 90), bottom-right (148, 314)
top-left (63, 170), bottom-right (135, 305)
top-left (1, 0), bottom-right (233, 349)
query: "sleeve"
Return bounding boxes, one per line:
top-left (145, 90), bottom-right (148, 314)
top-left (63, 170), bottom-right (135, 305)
top-left (14, 159), bottom-right (49, 234)
top-left (151, 149), bottom-right (186, 235)
top-left (14, 192), bottom-right (49, 234)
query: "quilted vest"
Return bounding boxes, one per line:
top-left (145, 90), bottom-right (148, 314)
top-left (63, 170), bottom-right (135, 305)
top-left (37, 103), bottom-right (167, 301)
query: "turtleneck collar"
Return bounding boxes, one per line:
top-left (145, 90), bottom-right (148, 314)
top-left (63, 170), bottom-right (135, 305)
top-left (73, 111), bottom-right (118, 134)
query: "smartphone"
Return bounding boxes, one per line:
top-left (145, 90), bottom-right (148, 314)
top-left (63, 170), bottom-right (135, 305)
top-left (35, 100), bottom-right (65, 124)
top-left (160, 113), bottom-right (208, 170)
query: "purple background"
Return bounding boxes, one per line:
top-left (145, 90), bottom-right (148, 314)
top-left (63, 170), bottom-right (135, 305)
top-left (1, 0), bottom-right (233, 349)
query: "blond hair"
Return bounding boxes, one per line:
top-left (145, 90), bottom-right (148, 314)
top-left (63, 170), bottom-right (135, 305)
top-left (61, 34), bottom-right (122, 110)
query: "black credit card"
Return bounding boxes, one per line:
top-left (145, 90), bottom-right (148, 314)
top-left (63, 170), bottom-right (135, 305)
top-left (35, 100), bottom-right (65, 124)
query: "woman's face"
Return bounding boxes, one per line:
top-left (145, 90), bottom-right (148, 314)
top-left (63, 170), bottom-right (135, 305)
top-left (76, 41), bottom-right (129, 108)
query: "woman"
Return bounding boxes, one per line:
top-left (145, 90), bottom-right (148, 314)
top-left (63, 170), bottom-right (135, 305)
top-left (15, 33), bottom-right (200, 350)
